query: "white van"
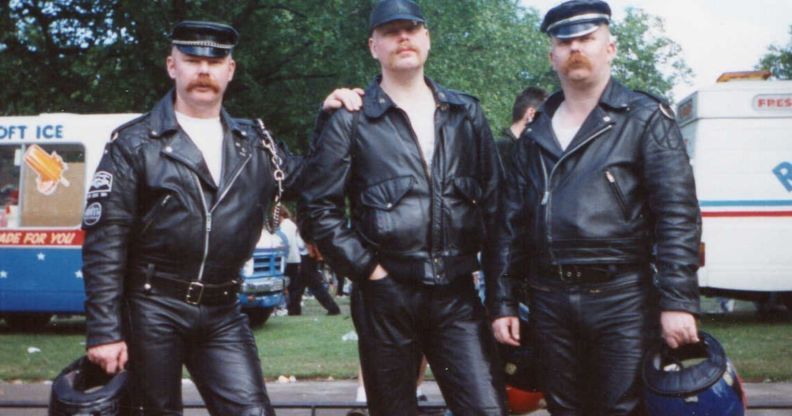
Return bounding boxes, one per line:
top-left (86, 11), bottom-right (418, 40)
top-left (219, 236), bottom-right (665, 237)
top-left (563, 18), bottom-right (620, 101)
top-left (676, 73), bottom-right (792, 310)
top-left (0, 113), bottom-right (286, 329)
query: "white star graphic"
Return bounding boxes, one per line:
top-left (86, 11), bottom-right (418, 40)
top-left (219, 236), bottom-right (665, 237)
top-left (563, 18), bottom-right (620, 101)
top-left (37, 252), bottom-right (46, 261)
top-left (0, 271), bottom-right (7, 279)
top-left (75, 270), bottom-right (83, 279)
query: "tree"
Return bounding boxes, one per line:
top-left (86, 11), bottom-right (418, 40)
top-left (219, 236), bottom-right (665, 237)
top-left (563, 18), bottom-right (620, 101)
top-left (1, 1), bottom-right (691, 144)
top-left (756, 25), bottom-right (792, 80)
top-left (610, 7), bottom-right (692, 102)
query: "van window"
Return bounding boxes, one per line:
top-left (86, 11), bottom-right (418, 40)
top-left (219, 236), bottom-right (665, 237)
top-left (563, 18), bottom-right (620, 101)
top-left (0, 143), bottom-right (85, 228)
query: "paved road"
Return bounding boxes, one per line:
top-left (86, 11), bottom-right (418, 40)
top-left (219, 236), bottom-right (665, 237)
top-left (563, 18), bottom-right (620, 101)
top-left (1, 380), bottom-right (791, 415)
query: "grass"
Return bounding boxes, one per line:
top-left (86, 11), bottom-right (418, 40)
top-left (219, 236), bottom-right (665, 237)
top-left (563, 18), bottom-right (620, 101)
top-left (0, 297), bottom-right (790, 382)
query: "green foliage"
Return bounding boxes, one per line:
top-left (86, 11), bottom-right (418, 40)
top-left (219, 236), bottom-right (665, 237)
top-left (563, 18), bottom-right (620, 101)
top-left (756, 25), bottom-right (792, 80)
top-left (0, 1), bottom-right (690, 146)
top-left (610, 7), bottom-right (692, 102)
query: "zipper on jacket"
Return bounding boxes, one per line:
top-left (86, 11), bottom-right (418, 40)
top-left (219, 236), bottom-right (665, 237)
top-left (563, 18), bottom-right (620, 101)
top-left (192, 173), bottom-right (211, 283)
top-left (191, 154), bottom-right (252, 283)
top-left (397, 108), bottom-right (437, 275)
top-left (605, 170), bottom-right (629, 220)
top-left (140, 194), bottom-right (172, 235)
top-left (539, 124), bottom-right (614, 261)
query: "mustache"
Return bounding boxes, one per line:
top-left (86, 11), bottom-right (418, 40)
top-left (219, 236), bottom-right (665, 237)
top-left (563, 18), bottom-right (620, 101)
top-left (187, 78), bottom-right (221, 93)
top-left (561, 53), bottom-right (593, 74)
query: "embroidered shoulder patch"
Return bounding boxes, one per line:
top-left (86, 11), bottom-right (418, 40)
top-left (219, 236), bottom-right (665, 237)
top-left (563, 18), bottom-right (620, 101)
top-left (83, 202), bottom-right (103, 226)
top-left (87, 171), bottom-right (113, 199)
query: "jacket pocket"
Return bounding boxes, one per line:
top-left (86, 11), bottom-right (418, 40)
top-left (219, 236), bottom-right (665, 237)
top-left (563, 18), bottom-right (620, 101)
top-left (140, 194), bottom-right (173, 235)
top-left (358, 176), bottom-right (416, 248)
top-left (452, 176), bottom-right (483, 206)
top-left (447, 176), bottom-right (484, 252)
top-left (604, 170), bottom-right (629, 221)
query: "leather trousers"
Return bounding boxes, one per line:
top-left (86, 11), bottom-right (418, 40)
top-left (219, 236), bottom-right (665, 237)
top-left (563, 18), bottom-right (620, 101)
top-left (528, 268), bottom-right (657, 416)
top-left (124, 290), bottom-right (273, 415)
top-left (351, 275), bottom-right (507, 416)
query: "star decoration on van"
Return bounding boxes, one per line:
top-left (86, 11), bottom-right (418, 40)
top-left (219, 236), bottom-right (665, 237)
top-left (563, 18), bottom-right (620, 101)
top-left (37, 252), bottom-right (46, 261)
top-left (75, 270), bottom-right (83, 279)
top-left (0, 271), bottom-right (7, 279)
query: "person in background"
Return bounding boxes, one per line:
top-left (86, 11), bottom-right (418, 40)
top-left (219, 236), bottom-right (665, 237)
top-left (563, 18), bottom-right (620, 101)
top-left (495, 86), bottom-right (547, 174)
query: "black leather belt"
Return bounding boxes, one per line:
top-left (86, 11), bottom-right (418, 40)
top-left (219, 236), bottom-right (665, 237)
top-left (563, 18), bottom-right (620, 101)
top-left (133, 264), bottom-right (240, 305)
top-left (536, 263), bottom-right (641, 284)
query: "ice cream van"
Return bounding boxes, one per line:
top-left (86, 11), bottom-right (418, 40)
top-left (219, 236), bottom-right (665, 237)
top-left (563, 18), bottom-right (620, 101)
top-left (677, 71), bottom-right (792, 310)
top-left (0, 113), bottom-right (285, 330)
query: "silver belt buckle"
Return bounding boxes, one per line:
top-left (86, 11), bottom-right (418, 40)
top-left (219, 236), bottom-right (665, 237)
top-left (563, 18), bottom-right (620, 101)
top-left (185, 282), bottom-right (205, 305)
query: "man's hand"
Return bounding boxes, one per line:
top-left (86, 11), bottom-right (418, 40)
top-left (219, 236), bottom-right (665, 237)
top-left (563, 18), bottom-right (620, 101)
top-left (86, 341), bottom-right (128, 374)
top-left (368, 264), bottom-right (388, 281)
top-left (322, 88), bottom-right (365, 112)
top-left (660, 311), bottom-right (699, 349)
top-left (492, 316), bottom-right (520, 347)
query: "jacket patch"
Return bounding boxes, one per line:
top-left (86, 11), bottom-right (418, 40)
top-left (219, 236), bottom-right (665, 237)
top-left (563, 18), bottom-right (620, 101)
top-left (87, 171), bottom-right (113, 199)
top-left (83, 202), bottom-right (103, 226)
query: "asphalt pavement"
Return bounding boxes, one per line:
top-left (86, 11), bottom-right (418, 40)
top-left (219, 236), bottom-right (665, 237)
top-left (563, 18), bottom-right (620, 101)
top-left (1, 379), bottom-right (791, 415)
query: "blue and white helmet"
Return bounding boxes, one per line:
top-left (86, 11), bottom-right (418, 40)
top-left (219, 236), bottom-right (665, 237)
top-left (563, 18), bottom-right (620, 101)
top-left (642, 331), bottom-right (747, 416)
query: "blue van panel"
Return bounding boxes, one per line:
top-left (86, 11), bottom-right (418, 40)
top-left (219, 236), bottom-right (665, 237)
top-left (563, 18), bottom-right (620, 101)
top-left (0, 247), bottom-right (85, 313)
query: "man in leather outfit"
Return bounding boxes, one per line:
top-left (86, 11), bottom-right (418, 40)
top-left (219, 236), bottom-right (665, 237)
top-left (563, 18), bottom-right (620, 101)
top-left (81, 21), bottom-right (308, 415)
top-left (298, 0), bottom-right (507, 414)
top-left (491, 1), bottom-right (702, 415)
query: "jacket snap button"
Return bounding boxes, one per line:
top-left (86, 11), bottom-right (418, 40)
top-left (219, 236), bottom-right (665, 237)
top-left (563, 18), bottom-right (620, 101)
top-left (165, 146), bottom-right (173, 153)
top-left (386, 203), bottom-right (393, 208)
top-left (566, 271), bottom-right (572, 277)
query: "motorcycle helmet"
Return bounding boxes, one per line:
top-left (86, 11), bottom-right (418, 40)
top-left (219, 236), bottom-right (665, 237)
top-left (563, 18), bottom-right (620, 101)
top-left (642, 331), bottom-right (747, 416)
top-left (505, 385), bottom-right (545, 414)
top-left (49, 356), bottom-right (129, 416)
top-left (498, 304), bottom-right (545, 413)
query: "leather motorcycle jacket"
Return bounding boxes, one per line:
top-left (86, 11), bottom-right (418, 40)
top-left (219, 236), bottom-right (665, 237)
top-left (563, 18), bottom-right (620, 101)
top-left (299, 77), bottom-right (503, 288)
top-left (495, 79), bottom-right (701, 317)
top-left (81, 91), bottom-right (301, 348)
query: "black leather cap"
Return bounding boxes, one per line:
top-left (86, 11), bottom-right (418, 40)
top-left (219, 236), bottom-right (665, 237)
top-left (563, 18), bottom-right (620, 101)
top-left (369, 0), bottom-right (425, 31)
top-left (170, 21), bottom-right (239, 58)
top-left (540, 0), bottom-right (611, 39)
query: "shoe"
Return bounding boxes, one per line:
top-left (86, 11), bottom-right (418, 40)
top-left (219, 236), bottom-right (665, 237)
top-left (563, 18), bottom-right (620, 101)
top-left (327, 308), bottom-right (341, 316)
top-left (346, 410), bottom-right (368, 416)
top-left (417, 393), bottom-right (428, 402)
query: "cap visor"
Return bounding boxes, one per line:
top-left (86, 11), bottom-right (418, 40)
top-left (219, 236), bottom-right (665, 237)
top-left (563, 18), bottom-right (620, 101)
top-left (175, 45), bottom-right (231, 58)
top-left (550, 22), bottom-right (604, 39)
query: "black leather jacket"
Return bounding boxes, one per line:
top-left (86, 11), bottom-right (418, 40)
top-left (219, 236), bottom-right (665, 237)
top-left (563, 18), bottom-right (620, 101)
top-left (81, 91), bottom-right (301, 348)
top-left (494, 79), bottom-right (701, 317)
top-left (298, 77), bottom-right (503, 288)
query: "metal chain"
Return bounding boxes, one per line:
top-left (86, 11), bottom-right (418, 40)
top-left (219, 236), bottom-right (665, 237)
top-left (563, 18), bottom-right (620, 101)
top-left (256, 119), bottom-right (285, 233)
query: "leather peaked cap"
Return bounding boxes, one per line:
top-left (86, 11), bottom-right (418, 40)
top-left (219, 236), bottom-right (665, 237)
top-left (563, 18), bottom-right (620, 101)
top-left (170, 20), bottom-right (239, 58)
top-left (541, 0), bottom-right (611, 39)
top-left (370, 0), bottom-right (425, 31)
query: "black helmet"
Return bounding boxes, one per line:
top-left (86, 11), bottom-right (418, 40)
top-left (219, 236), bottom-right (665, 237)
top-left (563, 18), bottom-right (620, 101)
top-left (642, 331), bottom-right (747, 416)
top-left (49, 356), bottom-right (129, 416)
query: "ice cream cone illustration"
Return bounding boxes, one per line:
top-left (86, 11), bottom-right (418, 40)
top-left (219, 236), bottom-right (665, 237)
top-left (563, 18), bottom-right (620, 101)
top-left (23, 144), bottom-right (70, 195)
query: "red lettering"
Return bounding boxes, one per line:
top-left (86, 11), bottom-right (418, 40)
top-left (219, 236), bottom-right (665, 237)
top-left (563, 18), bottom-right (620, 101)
top-left (758, 98), bottom-right (767, 108)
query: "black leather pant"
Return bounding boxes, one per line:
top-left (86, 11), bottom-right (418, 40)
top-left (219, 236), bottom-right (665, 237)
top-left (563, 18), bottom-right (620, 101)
top-left (351, 275), bottom-right (507, 416)
top-left (529, 268), bottom-right (657, 416)
top-left (287, 256), bottom-right (341, 315)
top-left (124, 291), bottom-right (273, 415)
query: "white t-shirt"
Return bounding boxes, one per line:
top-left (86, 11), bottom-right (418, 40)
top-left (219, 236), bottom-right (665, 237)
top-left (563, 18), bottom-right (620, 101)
top-left (551, 105), bottom-right (581, 151)
top-left (279, 218), bottom-right (304, 264)
top-left (175, 111), bottom-right (224, 185)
